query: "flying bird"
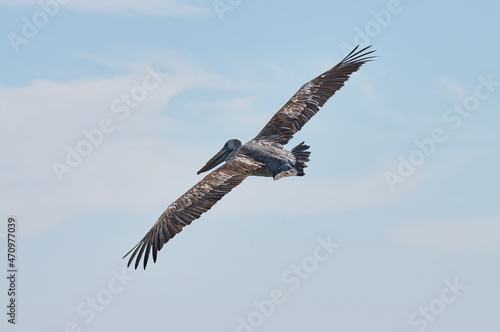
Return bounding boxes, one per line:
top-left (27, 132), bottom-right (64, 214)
top-left (124, 45), bottom-right (375, 269)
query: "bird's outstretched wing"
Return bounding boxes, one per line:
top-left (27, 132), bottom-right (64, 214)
top-left (123, 154), bottom-right (262, 269)
top-left (253, 45), bottom-right (375, 145)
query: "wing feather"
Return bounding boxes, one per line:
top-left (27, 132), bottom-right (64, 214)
top-left (123, 154), bottom-right (262, 269)
top-left (254, 45), bottom-right (375, 145)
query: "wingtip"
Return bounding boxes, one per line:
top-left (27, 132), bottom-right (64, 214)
top-left (342, 44), bottom-right (377, 64)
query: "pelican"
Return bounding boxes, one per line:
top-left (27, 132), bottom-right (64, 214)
top-left (124, 45), bottom-right (375, 269)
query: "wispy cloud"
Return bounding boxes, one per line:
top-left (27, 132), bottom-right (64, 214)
top-left (435, 77), bottom-right (470, 99)
top-left (207, 170), bottom-right (414, 219)
top-left (0, 0), bottom-right (209, 16)
top-left (0, 51), bottom-right (232, 236)
top-left (389, 217), bottom-right (500, 252)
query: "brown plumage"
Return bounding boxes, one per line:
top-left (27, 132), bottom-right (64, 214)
top-left (123, 154), bottom-right (263, 269)
top-left (255, 45), bottom-right (375, 145)
top-left (124, 45), bottom-right (375, 269)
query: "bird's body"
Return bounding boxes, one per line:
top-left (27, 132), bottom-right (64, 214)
top-left (124, 45), bottom-right (376, 269)
top-left (238, 140), bottom-right (310, 179)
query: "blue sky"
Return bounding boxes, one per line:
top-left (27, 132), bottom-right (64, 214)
top-left (1, 0), bottom-right (499, 331)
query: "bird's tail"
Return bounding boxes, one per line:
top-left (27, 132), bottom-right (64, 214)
top-left (273, 142), bottom-right (311, 180)
top-left (291, 142), bottom-right (311, 176)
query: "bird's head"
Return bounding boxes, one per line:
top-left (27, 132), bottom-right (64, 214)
top-left (197, 138), bottom-right (242, 175)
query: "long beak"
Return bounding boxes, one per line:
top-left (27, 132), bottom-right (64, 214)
top-left (197, 146), bottom-right (231, 175)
